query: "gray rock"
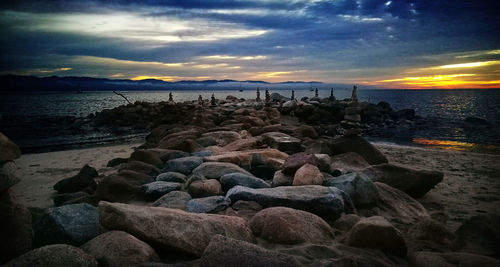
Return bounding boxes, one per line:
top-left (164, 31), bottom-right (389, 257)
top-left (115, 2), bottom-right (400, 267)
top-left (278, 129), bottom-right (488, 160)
top-left (0, 162), bottom-right (19, 192)
top-left (129, 149), bottom-right (164, 168)
top-left (200, 235), bottom-right (300, 267)
top-left (271, 170), bottom-right (293, 187)
top-left (0, 132), bottom-right (21, 163)
top-left (192, 150), bottom-right (212, 157)
top-left (314, 153), bottom-right (332, 173)
top-left (98, 201), bottom-right (254, 257)
top-left (226, 185), bottom-right (354, 220)
top-left (188, 179), bottom-right (222, 198)
top-left (34, 203), bottom-right (102, 246)
top-left (141, 181), bottom-right (182, 201)
top-left (156, 171), bottom-right (187, 183)
top-left (192, 162), bottom-right (253, 180)
top-left (53, 191), bottom-right (90, 206)
top-left (201, 131), bottom-right (241, 146)
top-left (344, 216), bottom-right (407, 257)
top-left (220, 172), bottom-right (270, 192)
top-left (282, 152), bottom-right (318, 175)
top-left (330, 152), bottom-right (371, 173)
top-left (5, 244), bottom-right (97, 267)
top-left (164, 156), bottom-right (203, 175)
top-left (186, 196), bottom-right (231, 213)
top-left (152, 191), bottom-right (192, 210)
top-left (323, 172), bottom-right (379, 208)
top-left (81, 230), bottom-right (160, 267)
top-left (196, 136), bottom-right (218, 147)
top-left (119, 160), bottom-right (160, 176)
top-left (363, 163), bottom-right (444, 198)
top-left (261, 132), bottom-right (301, 153)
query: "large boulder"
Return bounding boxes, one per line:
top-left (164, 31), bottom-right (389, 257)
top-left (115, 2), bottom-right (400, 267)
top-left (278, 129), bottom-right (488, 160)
top-left (362, 163), bottom-right (443, 198)
top-left (192, 162), bottom-right (253, 180)
top-left (204, 149), bottom-right (287, 171)
top-left (408, 251), bottom-right (500, 267)
top-left (141, 181), bottom-right (182, 201)
top-left (261, 132), bottom-right (302, 153)
top-left (226, 185), bottom-right (354, 220)
top-left (330, 136), bottom-right (388, 165)
top-left (118, 160), bottom-right (160, 176)
top-left (5, 244), bottom-right (97, 266)
top-left (330, 152), bottom-right (371, 173)
top-left (163, 156), bottom-right (203, 175)
top-left (200, 235), bottom-right (300, 267)
top-left (0, 132), bottom-right (21, 163)
top-left (53, 165), bottom-right (98, 194)
top-left (271, 170), bottom-right (293, 187)
top-left (220, 172), bottom-right (270, 192)
top-left (98, 202), bottom-right (254, 257)
top-left (282, 152), bottom-right (318, 175)
top-left (153, 190), bottom-right (192, 210)
top-left (188, 179), bottom-right (222, 198)
top-left (375, 182), bottom-right (429, 230)
top-left (0, 193), bottom-right (33, 263)
top-left (81, 231), bottom-right (160, 267)
top-left (323, 172), bottom-right (379, 208)
top-left (129, 149), bottom-right (164, 168)
top-left (249, 207), bottom-right (335, 244)
top-left (201, 131), bottom-right (241, 146)
top-left (292, 163), bottom-right (323, 186)
top-left (0, 161), bottom-right (19, 192)
top-left (34, 203), bottom-right (102, 246)
top-left (408, 218), bottom-right (459, 250)
top-left (186, 196), bottom-right (231, 213)
top-left (344, 216), bottom-right (407, 257)
top-left (455, 214), bottom-right (500, 258)
top-left (95, 174), bottom-right (143, 203)
top-left (155, 171), bottom-right (186, 183)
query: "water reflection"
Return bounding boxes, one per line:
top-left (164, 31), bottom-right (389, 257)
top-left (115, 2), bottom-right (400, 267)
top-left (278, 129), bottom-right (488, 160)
top-left (412, 138), bottom-right (500, 154)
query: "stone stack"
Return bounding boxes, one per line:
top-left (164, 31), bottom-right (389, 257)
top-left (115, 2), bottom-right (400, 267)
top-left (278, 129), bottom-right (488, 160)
top-left (342, 104), bottom-right (362, 136)
top-left (0, 132), bottom-right (34, 264)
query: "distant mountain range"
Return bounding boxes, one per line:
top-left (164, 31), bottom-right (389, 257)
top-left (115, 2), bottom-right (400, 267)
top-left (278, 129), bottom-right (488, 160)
top-left (0, 75), bottom-right (336, 92)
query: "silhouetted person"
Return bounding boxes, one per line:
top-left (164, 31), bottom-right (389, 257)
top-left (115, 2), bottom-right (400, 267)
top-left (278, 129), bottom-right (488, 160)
top-left (351, 85), bottom-right (358, 102)
top-left (291, 90), bottom-right (295, 100)
top-left (330, 88), bottom-right (334, 98)
top-left (315, 88), bottom-right (318, 98)
top-left (168, 92), bottom-right (173, 102)
top-left (211, 93), bottom-right (216, 106)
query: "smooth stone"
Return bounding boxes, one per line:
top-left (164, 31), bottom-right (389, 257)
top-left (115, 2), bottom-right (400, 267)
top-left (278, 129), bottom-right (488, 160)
top-left (81, 230), bottom-right (160, 267)
top-left (6, 244), bottom-right (97, 267)
top-left (292, 163), bottom-right (323, 186)
top-left (98, 201), bottom-right (254, 257)
top-left (249, 207), bottom-right (335, 244)
top-left (95, 173), bottom-right (144, 203)
top-left (118, 160), bottom-right (160, 176)
top-left (53, 191), bottom-right (90, 206)
top-left (226, 185), bottom-right (354, 220)
top-left (196, 136), bottom-right (218, 147)
top-left (344, 216), bottom-right (407, 257)
top-left (330, 152), bottom-right (371, 173)
top-left (201, 131), bottom-right (241, 146)
top-left (141, 181), bottom-right (182, 201)
top-left (330, 136), bottom-right (388, 165)
top-left (186, 196), bottom-right (231, 213)
top-left (261, 132), bottom-right (301, 153)
top-left (323, 172), bottom-right (379, 208)
top-left (220, 172), bottom-right (270, 192)
top-left (34, 203), bottom-right (102, 247)
top-left (0, 162), bottom-right (19, 192)
top-left (188, 179), bottom-right (222, 198)
top-left (271, 170), bottom-right (293, 187)
top-left (204, 149), bottom-right (287, 171)
top-left (200, 235), bottom-right (300, 267)
top-left (192, 162), bottom-right (253, 180)
top-left (408, 218), bottom-right (459, 250)
top-left (362, 163), bottom-right (443, 198)
top-left (163, 156), bottom-right (203, 175)
top-left (282, 152), bottom-right (318, 175)
top-left (0, 132), bottom-right (21, 163)
top-left (192, 150), bottom-right (212, 157)
top-left (129, 149), bottom-right (164, 168)
top-left (152, 191), bottom-right (192, 210)
top-left (53, 165), bottom-right (98, 194)
top-left (155, 171), bottom-right (186, 183)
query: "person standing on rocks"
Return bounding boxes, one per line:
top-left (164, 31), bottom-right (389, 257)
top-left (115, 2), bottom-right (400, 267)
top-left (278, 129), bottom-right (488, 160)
top-left (291, 90), bottom-right (295, 100)
top-left (168, 92), bottom-right (174, 102)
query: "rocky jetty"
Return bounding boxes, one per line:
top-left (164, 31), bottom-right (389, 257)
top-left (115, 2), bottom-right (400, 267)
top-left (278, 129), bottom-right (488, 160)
top-left (2, 92), bottom-right (500, 266)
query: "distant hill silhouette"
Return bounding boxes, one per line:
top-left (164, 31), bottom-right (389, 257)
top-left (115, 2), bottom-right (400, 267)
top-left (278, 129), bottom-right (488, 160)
top-left (0, 75), bottom-right (325, 92)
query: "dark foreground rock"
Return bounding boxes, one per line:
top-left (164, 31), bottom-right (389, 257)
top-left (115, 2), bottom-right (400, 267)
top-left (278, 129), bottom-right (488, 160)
top-left (81, 230), bottom-right (160, 267)
top-left (0, 132), bottom-right (21, 163)
top-left (220, 172), bottom-right (270, 192)
top-left (34, 203), bottom-right (102, 246)
top-left (455, 214), bottom-right (500, 258)
top-left (53, 165), bottom-right (98, 194)
top-left (186, 196), bottom-right (231, 213)
top-left (408, 251), bottom-right (500, 267)
top-left (99, 201), bottom-right (254, 256)
top-left (323, 172), bottom-right (379, 208)
top-left (330, 136), bottom-right (388, 165)
top-left (200, 235), bottom-right (300, 267)
top-left (226, 185), bottom-right (354, 220)
top-left (363, 163), bottom-right (443, 198)
top-left (249, 207), bottom-right (335, 245)
top-left (6, 244), bottom-right (98, 267)
top-left (152, 191), bottom-right (192, 210)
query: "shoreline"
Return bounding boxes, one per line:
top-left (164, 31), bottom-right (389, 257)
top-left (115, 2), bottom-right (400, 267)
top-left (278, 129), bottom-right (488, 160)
top-left (10, 140), bottom-right (500, 231)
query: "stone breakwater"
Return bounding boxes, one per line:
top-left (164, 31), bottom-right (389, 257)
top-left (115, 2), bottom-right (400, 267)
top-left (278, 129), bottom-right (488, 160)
top-left (2, 94), bottom-right (500, 266)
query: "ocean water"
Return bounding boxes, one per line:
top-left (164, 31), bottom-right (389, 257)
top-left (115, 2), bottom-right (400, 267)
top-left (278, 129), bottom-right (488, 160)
top-left (1, 89), bottom-right (500, 153)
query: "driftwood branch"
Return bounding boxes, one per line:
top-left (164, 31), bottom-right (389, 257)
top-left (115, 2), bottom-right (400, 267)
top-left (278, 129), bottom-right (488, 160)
top-left (112, 90), bottom-right (131, 104)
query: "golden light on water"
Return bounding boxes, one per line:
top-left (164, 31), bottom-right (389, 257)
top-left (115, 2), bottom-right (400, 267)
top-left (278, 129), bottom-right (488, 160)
top-left (413, 138), bottom-right (500, 152)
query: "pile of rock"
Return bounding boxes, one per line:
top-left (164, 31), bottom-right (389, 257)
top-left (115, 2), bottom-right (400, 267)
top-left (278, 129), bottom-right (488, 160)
top-left (4, 103), bottom-right (500, 266)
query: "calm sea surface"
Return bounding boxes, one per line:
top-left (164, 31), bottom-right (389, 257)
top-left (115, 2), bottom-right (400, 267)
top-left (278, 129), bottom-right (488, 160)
top-left (1, 89), bottom-right (500, 153)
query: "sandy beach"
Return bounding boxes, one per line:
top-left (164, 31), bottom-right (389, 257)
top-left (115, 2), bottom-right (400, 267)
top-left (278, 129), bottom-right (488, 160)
top-left (11, 141), bottom-right (500, 232)
top-left (11, 142), bottom-right (141, 209)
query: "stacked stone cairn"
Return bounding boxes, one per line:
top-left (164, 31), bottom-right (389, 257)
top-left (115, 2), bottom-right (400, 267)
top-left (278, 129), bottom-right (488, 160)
top-left (342, 85), bottom-right (362, 136)
top-left (256, 88), bottom-right (261, 102)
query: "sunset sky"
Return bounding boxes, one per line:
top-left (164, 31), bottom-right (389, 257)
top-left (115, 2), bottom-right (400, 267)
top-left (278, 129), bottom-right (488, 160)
top-left (0, 0), bottom-right (499, 88)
